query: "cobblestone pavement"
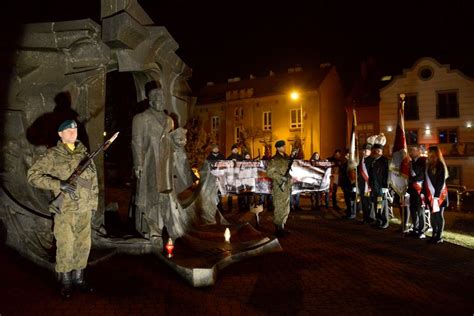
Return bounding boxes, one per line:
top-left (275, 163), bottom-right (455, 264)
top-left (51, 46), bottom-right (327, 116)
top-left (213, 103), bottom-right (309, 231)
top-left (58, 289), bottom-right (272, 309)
top-left (1, 206), bottom-right (474, 316)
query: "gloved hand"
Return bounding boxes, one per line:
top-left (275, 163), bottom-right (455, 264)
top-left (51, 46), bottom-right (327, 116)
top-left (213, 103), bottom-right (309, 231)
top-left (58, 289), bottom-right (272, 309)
top-left (280, 175), bottom-right (289, 183)
top-left (382, 188), bottom-right (389, 194)
top-left (60, 181), bottom-right (76, 194)
top-left (352, 187), bottom-right (357, 193)
top-left (134, 167), bottom-right (143, 179)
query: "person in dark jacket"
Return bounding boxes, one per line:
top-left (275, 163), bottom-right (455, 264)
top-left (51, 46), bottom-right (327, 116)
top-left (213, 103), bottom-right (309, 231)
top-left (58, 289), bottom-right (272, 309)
top-left (227, 144), bottom-right (243, 211)
top-left (327, 149), bottom-right (342, 210)
top-left (310, 152), bottom-right (325, 210)
top-left (206, 144), bottom-right (225, 161)
top-left (358, 143), bottom-right (374, 223)
top-left (425, 146), bottom-right (449, 244)
top-left (369, 139), bottom-right (390, 229)
top-left (407, 145), bottom-right (427, 238)
top-left (340, 149), bottom-right (356, 219)
top-left (207, 144), bottom-right (225, 212)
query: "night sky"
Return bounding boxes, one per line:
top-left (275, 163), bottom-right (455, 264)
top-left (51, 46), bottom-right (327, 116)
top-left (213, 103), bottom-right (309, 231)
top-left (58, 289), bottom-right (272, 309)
top-left (3, 0), bottom-right (474, 90)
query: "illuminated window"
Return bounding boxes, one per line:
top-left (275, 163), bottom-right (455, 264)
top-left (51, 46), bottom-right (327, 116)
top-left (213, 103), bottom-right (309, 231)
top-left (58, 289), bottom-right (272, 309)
top-left (263, 111), bottom-right (272, 131)
top-left (234, 107), bottom-right (244, 120)
top-left (290, 108), bottom-right (302, 129)
top-left (235, 126), bottom-right (242, 144)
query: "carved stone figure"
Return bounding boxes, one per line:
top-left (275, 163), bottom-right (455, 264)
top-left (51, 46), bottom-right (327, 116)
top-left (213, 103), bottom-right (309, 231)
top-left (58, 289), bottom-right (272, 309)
top-left (132, 88), bottom-right (174, 237)
top-left (170, 127), bottom-right (193, 194)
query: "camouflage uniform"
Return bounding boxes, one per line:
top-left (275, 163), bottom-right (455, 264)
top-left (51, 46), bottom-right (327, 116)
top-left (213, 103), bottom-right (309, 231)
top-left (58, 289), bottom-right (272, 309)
top-left (267, 152), bottom-right (291, 226)
top-left (27, 141), bottom-right (98, 273)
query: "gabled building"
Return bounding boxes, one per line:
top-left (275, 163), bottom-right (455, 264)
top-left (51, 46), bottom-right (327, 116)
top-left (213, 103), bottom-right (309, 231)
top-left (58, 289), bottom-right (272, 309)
top-left (379, 57), bottom-right (474, 188)
top-left (194, 65), bottom-right (346, 159)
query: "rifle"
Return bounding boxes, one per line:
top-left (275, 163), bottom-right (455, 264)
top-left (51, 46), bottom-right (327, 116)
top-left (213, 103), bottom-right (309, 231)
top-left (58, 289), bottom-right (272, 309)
top-left (278, 148), bottom-right (300, 192)
top-left (50, 132), bottom-right (119, 214)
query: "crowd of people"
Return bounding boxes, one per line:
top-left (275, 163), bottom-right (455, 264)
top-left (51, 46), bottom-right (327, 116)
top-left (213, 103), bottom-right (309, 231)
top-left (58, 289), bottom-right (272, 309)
top-left (207, 136), bottom-right (450, 244)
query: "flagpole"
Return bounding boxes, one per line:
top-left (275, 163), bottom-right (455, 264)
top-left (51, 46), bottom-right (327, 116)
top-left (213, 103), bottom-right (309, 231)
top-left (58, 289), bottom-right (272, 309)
top-left (351, 105), bottom-right (358, 218)
top-left (400, 94), bottom-right (406, 236)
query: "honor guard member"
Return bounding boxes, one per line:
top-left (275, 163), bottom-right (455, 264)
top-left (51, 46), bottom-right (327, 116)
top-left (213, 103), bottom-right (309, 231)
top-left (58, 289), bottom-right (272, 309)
top-left (368, 134), bottom-right (390, 229)
top-left (267, 140), bottom-right (292, 237)
top-left (407, 145), bottom-right (427, 238)
top-left (358, 143), bottom-right (375, 223)
top-left (27, 120), bottom-right (98, 298)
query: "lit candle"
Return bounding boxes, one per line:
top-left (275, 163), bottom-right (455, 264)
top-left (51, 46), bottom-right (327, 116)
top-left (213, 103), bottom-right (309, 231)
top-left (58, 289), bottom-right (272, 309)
top-left (224, 228), bottom-right (231, 242)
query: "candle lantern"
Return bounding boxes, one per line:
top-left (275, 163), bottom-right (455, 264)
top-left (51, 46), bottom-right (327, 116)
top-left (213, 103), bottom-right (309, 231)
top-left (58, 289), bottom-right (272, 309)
top-left (165, 238), bottom-right (174, 258)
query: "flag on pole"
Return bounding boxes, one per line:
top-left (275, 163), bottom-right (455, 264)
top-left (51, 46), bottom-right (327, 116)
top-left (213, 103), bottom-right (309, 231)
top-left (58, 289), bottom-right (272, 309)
top-left (389, 94), bottom-right (410, 196)
top-left (348, 108), bottom-right (358, 183)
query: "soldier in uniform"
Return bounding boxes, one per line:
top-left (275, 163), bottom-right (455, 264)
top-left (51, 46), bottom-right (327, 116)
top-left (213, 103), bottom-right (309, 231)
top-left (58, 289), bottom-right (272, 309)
top-left (358, 143), bottom-right (374, 223)
top-left (267, 140), bottom-right (292, 237)
top-left (327, 149), bottom-right (342, 210)
top-left (407, 145), bottom-right (427, 238)
top-left (368, 135), bottom-right (390, 229)
top-left (27, 120), bottom-right (98, 298)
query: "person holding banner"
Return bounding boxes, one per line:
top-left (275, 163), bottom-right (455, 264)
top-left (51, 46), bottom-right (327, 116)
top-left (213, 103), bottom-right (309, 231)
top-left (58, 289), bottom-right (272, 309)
top-left (358, 143), bottom-right (374, 224)
top-left (227, 144), bottom-right (243, 212)
top-left (407, 145), bottom-right (427, 238)
top-left (369, 134), bottom-right (390, 229)
top-left (267, 140), bottom-right (292, 237)
top-left (425, 146), bottom-right (449, 244)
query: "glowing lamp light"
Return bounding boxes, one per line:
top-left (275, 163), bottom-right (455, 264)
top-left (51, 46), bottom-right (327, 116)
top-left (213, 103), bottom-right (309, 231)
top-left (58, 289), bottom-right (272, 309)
top-left (467, 121), bottom-right (472, 128)
top-left (290, 91), bottom-right (300, 101)
top-left (387, 126), bottom-right (393, 132)
top-left (224, 228), bottom-right (231, 242)
top-left (103, 131), bottom-right (107, 137)
top-left (165, 238), bottom-right (174, 258)
top-left (425, 126), bottom-right (431, 135)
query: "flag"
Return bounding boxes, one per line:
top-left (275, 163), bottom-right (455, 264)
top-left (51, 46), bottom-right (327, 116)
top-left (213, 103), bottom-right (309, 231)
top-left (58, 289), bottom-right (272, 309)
top-left (348, 109), bottom-right (358, 183)
top-left (389, 95), bottom-right (411, 196)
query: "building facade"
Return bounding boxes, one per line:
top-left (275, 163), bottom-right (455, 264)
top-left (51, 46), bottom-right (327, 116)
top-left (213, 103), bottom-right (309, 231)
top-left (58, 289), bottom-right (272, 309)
top-left (379, 57), bottom-right (474, 189)
top-left (194, 66), bottom-right (347, 159)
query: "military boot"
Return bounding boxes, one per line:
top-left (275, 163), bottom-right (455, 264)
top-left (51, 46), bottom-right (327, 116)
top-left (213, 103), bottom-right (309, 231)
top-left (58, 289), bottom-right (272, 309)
top-left (72, 269), bottom-right (94, 293)
top-left (60, 271), bottom-right (73, 299)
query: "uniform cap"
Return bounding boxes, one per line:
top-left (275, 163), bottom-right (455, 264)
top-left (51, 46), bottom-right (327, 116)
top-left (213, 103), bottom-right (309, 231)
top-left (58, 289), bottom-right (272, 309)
top-left (58, 120), bottom-right (77, 132)
top-left (275, 140), bottom-right (285, 148)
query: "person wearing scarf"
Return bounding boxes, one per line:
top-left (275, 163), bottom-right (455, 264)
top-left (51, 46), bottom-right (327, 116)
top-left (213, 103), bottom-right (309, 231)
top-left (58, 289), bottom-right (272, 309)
top-left (424, 146), bottom-right (449, 244)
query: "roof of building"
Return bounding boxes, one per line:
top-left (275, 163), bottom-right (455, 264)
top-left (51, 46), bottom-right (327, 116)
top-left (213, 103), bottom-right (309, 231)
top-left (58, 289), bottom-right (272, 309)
top-left (195, 66), bottom-right (332, 105)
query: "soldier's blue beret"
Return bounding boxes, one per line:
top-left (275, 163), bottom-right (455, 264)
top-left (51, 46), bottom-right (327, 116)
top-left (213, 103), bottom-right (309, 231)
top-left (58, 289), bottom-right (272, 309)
top-left (58, 120), bottom-right (77, 132)
top-left (275, 140), bottom-right (285, 148)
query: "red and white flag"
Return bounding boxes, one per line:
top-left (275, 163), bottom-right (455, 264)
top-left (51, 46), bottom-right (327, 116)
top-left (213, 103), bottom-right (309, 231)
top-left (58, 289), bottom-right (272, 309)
top-left (389, 95), bottom-right (411, 196)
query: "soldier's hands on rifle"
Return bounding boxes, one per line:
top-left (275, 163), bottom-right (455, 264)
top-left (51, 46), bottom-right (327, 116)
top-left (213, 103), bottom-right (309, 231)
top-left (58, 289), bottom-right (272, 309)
top-left (59, 180), bottom-right (76, 194)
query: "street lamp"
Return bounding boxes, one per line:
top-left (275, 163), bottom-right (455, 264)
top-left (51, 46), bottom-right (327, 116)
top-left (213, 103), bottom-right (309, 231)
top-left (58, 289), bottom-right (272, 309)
top-left (289, 90), bottom-right (303, 146)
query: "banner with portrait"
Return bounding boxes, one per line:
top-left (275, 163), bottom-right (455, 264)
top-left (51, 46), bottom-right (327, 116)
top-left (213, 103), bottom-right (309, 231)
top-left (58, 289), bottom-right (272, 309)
top-left (209, 160), bottom-right (332, 195)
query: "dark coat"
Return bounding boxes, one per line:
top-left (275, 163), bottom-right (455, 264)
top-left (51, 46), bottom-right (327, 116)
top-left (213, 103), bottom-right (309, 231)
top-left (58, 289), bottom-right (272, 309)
top-left (357, 156), bottom-right (373, 194)
top-left (206, 152), bottom-right (225, 161)
top-left (369, 155), bottom-right (389, 195)
top-left (426, 161), bottom-right (449, 207)
top-left (409, 156), bottom-right (427, 185)
top-left (227, 153), bottom-right (243, 161)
